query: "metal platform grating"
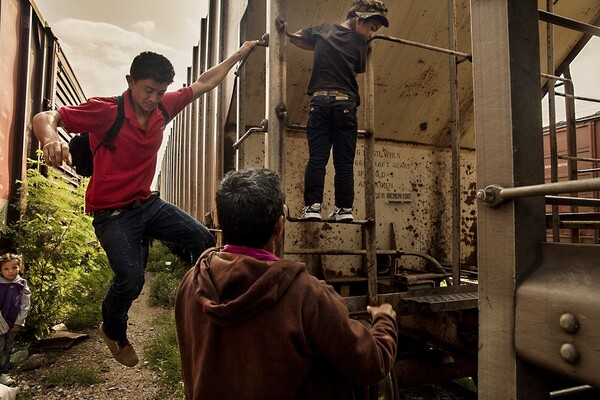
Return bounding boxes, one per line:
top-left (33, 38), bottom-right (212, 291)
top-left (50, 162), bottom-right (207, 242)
top-left (403, 290), bottom-right (478, 312)
top-left (407, 291), bottom-right (478, 304)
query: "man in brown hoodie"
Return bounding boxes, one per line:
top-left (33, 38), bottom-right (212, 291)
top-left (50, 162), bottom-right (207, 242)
top-left (175, 168), bottom-right (398, 400)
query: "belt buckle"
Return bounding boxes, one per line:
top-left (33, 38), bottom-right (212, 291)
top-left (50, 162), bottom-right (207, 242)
top-left (313, 90), bottom-right (349, 100)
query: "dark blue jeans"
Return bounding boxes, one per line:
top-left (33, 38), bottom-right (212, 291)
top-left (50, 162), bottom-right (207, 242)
top-left (304, 96), bottom-right (358, 208)
top-left (93, 196), bottom-right (215, 341)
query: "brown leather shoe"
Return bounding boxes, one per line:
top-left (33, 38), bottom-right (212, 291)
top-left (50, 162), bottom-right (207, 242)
top-left (99, 323), bottom-right (139, 367)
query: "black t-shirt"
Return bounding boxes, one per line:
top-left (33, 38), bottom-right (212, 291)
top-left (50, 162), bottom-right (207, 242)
top-left (301, 23), bottom-right (368, 105)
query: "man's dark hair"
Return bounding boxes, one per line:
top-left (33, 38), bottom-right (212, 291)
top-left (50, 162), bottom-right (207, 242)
top-left (216, 169), bottom-right (285, 248)
top-left (129, 51), bottom-right (175, 84)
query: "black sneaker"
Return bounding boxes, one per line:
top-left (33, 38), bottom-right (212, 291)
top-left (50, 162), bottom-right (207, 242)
top-left (300, 203), bottom-right (322, 220)
top-left (329, 206), bottom-right (353, 222)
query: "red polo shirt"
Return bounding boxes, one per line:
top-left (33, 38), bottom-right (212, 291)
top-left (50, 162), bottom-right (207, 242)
top-left (58, 87), bottom-right (193, 212)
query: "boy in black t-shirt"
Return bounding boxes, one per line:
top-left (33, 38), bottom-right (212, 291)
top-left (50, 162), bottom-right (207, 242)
top-left (289, 0), bottom-right (389, 222)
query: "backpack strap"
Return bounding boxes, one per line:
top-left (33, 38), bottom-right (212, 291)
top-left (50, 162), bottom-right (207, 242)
top-left (93, 95), bottom-right (169, 154)
top-left (94, 94), bottom-right (125, 154)
top-left (157, 103), bottom-right (170, 123)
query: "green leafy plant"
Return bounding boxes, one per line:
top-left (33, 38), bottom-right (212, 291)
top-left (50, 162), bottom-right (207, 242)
top-left (146, 241), bottom-right (189, 307)
top-left (145, 312), bottom-right (185, 397)
top-left (8, 160), bottom-right (109, 337)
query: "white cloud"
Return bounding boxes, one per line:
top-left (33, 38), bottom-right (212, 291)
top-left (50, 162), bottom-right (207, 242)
top-left (131, 20), bottom-right (157, 36)
top-left (51, 18), bottom-right (190, 97)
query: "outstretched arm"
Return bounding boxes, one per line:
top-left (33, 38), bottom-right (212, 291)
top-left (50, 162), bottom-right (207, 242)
top-left (275, 20), bottom-right (314, 51)
top-left (287, 29), bottom-right (315, 51)
top-left (190, 40), bottom-right (259, 101)
top-left (32, 111), bottom-right (71, 168)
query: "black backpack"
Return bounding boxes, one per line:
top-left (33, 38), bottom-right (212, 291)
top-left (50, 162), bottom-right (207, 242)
top-left (68, 95), bottom-right (169, 177)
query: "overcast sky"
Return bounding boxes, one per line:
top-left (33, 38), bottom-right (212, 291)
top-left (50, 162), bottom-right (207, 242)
top-left (34, 0), bottom-right (209, 97)
top-left (541, 36), bottom-right (600, 125)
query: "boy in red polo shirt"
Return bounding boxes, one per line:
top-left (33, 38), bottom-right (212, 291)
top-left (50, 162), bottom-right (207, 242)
top-left (32, 40), bottom-right (258, 367)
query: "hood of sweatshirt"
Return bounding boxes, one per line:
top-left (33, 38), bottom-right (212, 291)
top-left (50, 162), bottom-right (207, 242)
top-left (0, 276), bottom-right (25, 286)
top-left (192, 249), bottom-right (306, 326)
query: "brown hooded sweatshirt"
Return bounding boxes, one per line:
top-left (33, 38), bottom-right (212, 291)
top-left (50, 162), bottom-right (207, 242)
top-left (175, 248), bottom-right (398, 400)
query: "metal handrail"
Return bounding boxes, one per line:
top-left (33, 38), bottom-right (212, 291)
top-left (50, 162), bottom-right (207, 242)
top-left (477, 178), bottom-right (600, 207)
top-left (559, 155), bottom-right (600, 163)
top-left (232, 119), bottom-right (268, 150)
top-left (538, 9), bottom-right (600, 37)
top-left (276, 103), bottom-right (369, 136)
top-left (554, 91), bottom-right (600, 104)
top-left (541, 72), bottom-right (572, 82)
top-left (370, 34), bottom-right (472, 62)
top-left (546, 195), bottom-right (600, 207)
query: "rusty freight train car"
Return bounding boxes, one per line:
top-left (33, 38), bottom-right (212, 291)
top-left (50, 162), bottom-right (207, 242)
top-left (158, 1), bottom-right (600, 398)
top-left (543, 113), bottom-right (600, 244)
top-left (0, 0), bottom-right (86, 236)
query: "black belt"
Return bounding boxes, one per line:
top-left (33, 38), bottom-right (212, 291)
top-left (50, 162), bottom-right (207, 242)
top-left (90, 192), bottom-right (159, 217)
top-left (127, 198), bottom-right (145, 208)
top-left (311, 90), bottom-right (351, 100)
top-left (122, 191), bottom-right (160, 209)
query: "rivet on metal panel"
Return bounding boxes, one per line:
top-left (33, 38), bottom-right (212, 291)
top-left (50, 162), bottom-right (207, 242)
top-left (559, 343), bottom-right (580, 364)
top-left (559, 313), bottom-right (579, 334)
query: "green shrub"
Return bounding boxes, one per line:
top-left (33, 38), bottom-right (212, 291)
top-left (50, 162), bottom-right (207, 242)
top-left (148, 271), bottom-right (185, 308)
top-left (145, 312), bottom-right (184, 397)
top-left (63, 251), bottom-right (113, 330)
top-left (147, 241), bottom-right (189, 307)
top-left (8, 160), bottom-right (109, 337)
top-left (146, 240), bottom-right (189, 273)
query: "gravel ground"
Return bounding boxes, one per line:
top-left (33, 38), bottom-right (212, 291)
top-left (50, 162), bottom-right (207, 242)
top-left (11, 273), bottom-right (472, 400)
top-left (15, 277), bottom-right (178, 400)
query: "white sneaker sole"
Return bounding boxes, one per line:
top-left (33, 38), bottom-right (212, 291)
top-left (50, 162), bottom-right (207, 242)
top-left (334, 214), bottom-right (353, 222)
top-left (302, 212), bottom-right (321, 221)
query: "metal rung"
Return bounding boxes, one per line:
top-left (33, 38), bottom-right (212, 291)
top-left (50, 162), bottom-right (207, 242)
top-left (286, 216), bottom-right (373, 225)
top-left (326, 277), bottom-right (368, 284)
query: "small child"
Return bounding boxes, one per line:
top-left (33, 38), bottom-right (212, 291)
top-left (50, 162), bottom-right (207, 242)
top-left (0, 253), bottom-right (31, 386)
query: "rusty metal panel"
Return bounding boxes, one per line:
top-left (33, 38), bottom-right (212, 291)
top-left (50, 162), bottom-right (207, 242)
top-left (283, 135), bottom-right (477, 274)
top-left (516, 242), bottom-right (600, 388)
top-left (0, 0), bottom-right (21, 225)
top-left (0, 0), bottom-right (86, 227)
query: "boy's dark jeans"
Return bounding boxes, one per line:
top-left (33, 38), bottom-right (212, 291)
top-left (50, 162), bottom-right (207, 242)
top-left (304, 95), bottom-right (358, 208)
top-left (93, 196), bottom-right (215, 341)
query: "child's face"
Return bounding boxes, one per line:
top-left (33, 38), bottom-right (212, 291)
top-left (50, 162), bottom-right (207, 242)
top-left (355, 18), bottom-right (383, 40)
top-left (0, 261), bottom-right (20, 281)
